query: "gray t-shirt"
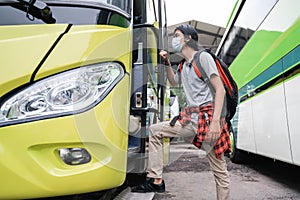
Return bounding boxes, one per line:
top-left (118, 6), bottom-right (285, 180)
top-left (174, 51), bottom-right (219, 107)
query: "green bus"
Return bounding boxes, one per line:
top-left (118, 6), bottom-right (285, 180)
top-left (217, 0), bottom-right (300, 166)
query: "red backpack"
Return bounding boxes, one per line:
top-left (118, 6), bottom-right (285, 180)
top-left (179, 49), bottom-right (238, 125)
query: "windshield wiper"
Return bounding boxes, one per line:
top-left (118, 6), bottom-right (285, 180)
top-left (16, 0), bottom-right (56, 23)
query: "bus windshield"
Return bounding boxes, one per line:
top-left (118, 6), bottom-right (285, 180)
top-left (76, 0), bottom-right (131, 14)
top-left (0, 0), bottom-right (130, 27)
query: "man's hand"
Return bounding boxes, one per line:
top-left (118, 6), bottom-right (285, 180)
top-left (159, 50), bottom-right (170, 65)
top-left (159, 50), bottom-right (177, 86)
top-left (206, 120), bottom-right (220, 144)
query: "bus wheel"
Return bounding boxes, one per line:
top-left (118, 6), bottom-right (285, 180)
top-left (229, 131), bottom-right (244, 164)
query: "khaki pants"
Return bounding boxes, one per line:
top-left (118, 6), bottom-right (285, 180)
top-left (147, 120), bottom-right (230, 200)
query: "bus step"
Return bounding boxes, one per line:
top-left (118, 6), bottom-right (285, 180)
top-left (113, 187), bottom-right (154, 200)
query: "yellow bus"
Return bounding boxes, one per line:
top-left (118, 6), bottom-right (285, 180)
top-left (0, 0), bottom-right (168, 198)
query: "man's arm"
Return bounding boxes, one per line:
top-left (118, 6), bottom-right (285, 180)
top-left (199, 52), bottom-right (226, 142)
top-left (208, 74), bottom-right (226, 142)
top-left (159, 50), bottom-right (177, 87)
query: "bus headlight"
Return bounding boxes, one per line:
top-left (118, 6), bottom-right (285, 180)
top-left (0, 62), bottom-right (124, 126)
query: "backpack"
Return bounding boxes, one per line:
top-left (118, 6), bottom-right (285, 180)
top-left (179, 49), bottom-right (238, 126)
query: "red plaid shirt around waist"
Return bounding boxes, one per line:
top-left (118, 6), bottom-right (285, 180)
top-left (177, 103), bottom-right (231, 158)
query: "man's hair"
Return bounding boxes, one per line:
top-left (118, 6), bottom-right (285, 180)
top-left (174, 24), bottom-right (199, 51)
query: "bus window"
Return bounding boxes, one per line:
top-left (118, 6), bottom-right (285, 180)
top-left (93, 0), bottom-right (131, 14)
top-left (109, 13), bottom-right (130, 27)
top-left (219, 0), bottom-right (278, 66)
top-left (147, 0), bottom-right (157, 24)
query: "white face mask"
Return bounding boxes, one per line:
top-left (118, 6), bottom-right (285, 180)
top-left (172, 37), bottom-right (183, 53)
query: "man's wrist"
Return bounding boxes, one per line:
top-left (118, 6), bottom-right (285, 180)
top-left (164, 59), bottom-right (170, 66)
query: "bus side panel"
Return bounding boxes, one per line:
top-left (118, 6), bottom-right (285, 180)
top-left (237, 100), bottom-right (256, 153)
top-left (251, 84), bottom-right (292, 163)
top-left (285, 75), bottom-right (300, 165)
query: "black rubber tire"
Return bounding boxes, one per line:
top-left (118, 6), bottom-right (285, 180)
top-left (229, 131), bottom-right (244, 164)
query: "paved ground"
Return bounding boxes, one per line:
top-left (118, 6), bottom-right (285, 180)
top-left (153, 142), bottom-right (300, 200)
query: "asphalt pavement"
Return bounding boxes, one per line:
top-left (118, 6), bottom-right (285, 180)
top-left (153, 141), bottom-right (300, 200)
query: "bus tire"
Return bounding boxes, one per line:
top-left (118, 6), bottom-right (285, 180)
top-left (229, 131), bottom-right (244, 164)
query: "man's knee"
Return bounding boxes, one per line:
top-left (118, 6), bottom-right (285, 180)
top-left (149, 121), bottom-right (168, 134)
top-left (213, 169), bottom-right (230, 188)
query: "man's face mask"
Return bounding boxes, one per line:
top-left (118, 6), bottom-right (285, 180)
top-left (172, 36), bottom-right (183, 53)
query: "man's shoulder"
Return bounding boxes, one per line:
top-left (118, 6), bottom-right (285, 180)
top-left (199, 50), bottom-right (212, 59)
top-left (197, 50), bottom-right (218, 76)
top-left (197, 50), bottom-right (215, 67)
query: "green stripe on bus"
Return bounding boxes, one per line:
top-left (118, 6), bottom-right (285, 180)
top-left (239, 45), bottom-right (300, 101)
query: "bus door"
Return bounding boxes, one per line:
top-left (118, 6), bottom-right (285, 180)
top-left (127, 0), bottom-right (167, 174)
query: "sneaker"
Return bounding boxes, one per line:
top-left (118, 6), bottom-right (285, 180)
top-left (131, 178), bottom-right (165, 193)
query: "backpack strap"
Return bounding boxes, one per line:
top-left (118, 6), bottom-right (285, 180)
top-left (178, 51), bottom-right (215, 96)
top-left (205, 49), bottom-right (234, 93)
top-left (178, 57), bottom-right (205, 81)
top-left (193, 51), bottom-right (216, 96)
top-left (194, 51), bottom-right (229, 119)
top-left (191, 61), bottom-right (203, 80)
top-left (178, 58), bottom-right (185, 73)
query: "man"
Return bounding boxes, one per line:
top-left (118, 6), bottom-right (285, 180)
top-left (131, 24), bottom-right (231, 200)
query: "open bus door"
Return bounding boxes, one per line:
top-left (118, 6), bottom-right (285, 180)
top-left (127, 0), bottom-right (168, 184)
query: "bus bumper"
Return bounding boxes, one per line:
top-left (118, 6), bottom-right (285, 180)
top-left (0, 75), bottom-right (129, 199)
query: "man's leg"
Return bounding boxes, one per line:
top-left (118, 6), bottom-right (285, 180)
top-left (131, 121), bottom-right (195, 193)
top-left (207, 149), bottom-right (230, 200)
top-left (147, 121), bottom-right (195, 180)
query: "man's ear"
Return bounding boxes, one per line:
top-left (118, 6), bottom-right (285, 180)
top-left (184, 35), bottom-right (191, 42)
top-left (185, 35), bottom-right (192, 41)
